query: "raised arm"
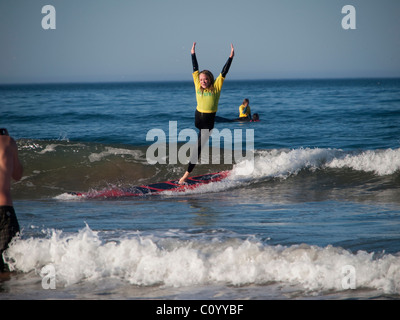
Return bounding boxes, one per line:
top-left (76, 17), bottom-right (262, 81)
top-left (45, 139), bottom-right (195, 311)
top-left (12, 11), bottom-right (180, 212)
top-left (191, 42), bottom-right (199, 72)
top-left (221, 43), bottom-right (234, 78)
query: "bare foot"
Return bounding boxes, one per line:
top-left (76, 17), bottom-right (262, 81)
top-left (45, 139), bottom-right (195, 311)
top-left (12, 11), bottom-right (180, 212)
top-left (179, 171), bottom-right (190, 185)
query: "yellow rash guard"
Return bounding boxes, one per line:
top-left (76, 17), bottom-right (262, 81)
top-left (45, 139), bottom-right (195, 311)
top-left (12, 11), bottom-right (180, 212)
top-left (239, 104), bottom-right (251, 118)
top-left (193, 70), bottom-right (225, 113)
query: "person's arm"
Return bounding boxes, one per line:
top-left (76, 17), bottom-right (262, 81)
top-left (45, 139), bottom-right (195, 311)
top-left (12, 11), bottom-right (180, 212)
top-left (191, 42), bottom-right (198, 72)
top-left (221, 44), bottom-right (234, 78)
top-left (239, 105), bottom-right (245, 117)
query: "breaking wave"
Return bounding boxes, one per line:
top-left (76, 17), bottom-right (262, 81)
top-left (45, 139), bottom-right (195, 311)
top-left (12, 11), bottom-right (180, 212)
top-left (4, 225), bottom-right (400, 295)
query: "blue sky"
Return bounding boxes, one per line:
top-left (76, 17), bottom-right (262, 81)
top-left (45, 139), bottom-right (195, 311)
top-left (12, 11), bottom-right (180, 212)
top-left (0, 0), bottom-right (399, 84)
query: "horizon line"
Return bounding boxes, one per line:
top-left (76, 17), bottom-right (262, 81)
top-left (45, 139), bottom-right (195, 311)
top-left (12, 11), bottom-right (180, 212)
top-left (1, 75), bottom-right (400, 87)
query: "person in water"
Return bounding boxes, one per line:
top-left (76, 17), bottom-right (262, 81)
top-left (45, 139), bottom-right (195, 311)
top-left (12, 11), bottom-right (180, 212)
top-left (179, 42), bottom-right (234, 184)
top-left (0, 128), bottom-right (23, 273)
top-left (238, 99), bottom-right (251, 119)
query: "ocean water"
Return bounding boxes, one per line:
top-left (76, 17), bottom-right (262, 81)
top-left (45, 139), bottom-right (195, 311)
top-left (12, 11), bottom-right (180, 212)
top-left (1, 78), bottom-right (400, 300)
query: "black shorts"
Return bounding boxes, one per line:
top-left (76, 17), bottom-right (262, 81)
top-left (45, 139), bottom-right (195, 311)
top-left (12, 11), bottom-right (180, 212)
top-left (0, 206), bottom-right (20, 272)
top-left (195, 109), bottom-right (216, 130)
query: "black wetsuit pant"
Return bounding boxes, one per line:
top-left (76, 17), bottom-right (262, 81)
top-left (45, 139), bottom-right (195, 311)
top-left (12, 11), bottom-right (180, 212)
top-left (0, 206), bottom-right (20, 272)
top-left (187, 110), bottom-right (216, 173)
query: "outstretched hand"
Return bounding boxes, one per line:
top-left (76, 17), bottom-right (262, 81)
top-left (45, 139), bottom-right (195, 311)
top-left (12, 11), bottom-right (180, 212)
top-left (230, 43), bottom-right (235, 58)
top-left (191, 42), bottom-right (196, 54)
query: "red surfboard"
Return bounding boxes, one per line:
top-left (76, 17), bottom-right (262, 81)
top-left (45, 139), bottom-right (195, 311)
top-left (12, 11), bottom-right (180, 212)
top-left (69, 171), bottom-right (230, 199)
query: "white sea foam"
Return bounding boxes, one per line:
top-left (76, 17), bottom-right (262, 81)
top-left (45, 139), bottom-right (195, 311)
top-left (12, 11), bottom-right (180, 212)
top-left (88, 147), bottom-right (143, 162)
top-left (37, 144), bottom-right (58, 154)
top-left (231, 148), bottom-right (400, 180)
top-left (326, 148), bottom-right (400, 176)
top-left (33, 142), bottom-right (85, 154)
top-left (54, 192), bottom-right (85, 200)
top-left (4, 225), bottom-right (400, 294)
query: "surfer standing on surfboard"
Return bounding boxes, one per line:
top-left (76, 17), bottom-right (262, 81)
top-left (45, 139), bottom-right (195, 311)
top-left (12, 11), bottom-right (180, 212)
top-left (179, 42), bottom-right (234, 185)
